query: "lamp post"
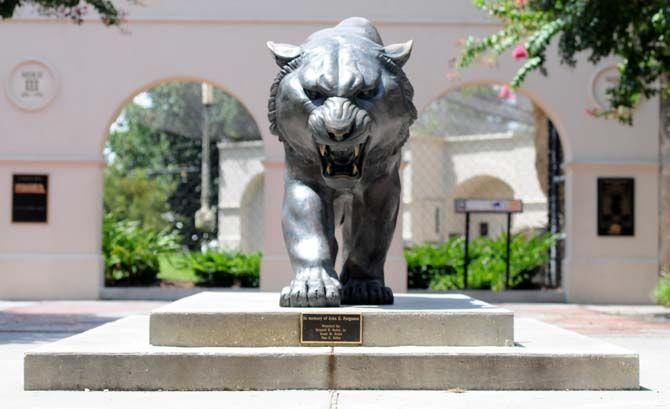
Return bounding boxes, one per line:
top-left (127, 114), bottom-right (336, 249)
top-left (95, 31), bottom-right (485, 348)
top-left (195, 82), bottom-right (216, 233)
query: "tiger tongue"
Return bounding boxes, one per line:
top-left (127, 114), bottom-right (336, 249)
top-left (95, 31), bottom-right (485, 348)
top-left (329, 147), bottom-right (354, 164)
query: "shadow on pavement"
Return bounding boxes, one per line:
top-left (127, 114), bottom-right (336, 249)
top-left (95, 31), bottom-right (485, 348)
top-left (0, 312), bottom-right (117, 345)
top-left (0, 331), bottom-right (80, 345)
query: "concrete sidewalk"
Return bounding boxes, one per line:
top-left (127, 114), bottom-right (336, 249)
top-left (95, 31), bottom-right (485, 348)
top-left (1, 298), bottom-right (669, 408)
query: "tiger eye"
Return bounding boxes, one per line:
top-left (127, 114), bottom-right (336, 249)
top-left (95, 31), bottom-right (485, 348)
top-left (357, 88), bottom-right (377, 100)
top-left (304, 88), bottom-right (326, 101)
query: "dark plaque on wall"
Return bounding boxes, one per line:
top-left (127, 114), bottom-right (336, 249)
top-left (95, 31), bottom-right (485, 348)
top-left (597, 178), bottom-right (634, 236)
top-left (300, 313), bottom-right (362, 345)
top-left (12, 174), bottom-right (48, 223)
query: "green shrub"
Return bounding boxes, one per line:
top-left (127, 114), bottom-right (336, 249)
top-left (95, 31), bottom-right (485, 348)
top-left (405, 233), bottom-right (557, 291)
top-left (405, 238), bottom-right (465, 289)
top-left (653, 273), bottom-right (670, 307)
top-left (179, 250), bottom-right (261, 287)
top-left (103, 214), bottom-right (180, 285)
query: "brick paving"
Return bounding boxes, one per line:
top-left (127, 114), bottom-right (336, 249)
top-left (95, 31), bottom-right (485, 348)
top-left (0, 300), bottom-right (165, 333)
top-left (501, 303), bottom-right (670, 337)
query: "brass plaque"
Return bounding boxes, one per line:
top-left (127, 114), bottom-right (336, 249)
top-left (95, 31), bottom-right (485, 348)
top-left (598, 178), bottom-right (635, 236)
top-left (12, 174), bottom-right (48, 223)
top-left (300, 313), bottom-right (363, 345)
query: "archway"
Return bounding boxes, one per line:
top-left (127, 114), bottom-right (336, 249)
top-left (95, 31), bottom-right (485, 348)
top-left (103, 79), bottom-right (263, 286)
top-left (404, 82), bottom-right (565, 288)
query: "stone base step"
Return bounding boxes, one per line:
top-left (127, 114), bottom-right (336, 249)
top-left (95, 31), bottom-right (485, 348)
top-left (149, 292), bottom-right (514, 347)
top-left (24, 316), bottom-right (639, 391)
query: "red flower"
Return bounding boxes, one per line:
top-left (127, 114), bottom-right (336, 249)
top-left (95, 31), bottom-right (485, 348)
top-left (516, 0), bottom-right (526, 7)
top-left (498, 85), bottom-right (511, 99)
top-left (512, 44), bottom-right (529, 60)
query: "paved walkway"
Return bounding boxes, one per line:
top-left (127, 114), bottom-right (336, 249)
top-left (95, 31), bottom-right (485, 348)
top-left (1, 298), bottom-right (669, 408)
top-left (501, 303), bottom-right (670, 336)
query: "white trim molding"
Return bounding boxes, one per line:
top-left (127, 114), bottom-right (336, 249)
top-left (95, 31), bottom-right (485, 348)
top-left (564, 160), bottom-right (659, 172)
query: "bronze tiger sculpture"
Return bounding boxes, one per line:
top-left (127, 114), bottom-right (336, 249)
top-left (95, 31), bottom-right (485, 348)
top-left (267, 17), bottom-right (416, 307)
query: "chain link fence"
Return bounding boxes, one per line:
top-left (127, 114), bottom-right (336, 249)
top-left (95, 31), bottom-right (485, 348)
top-left (402, 84), bottom-right (564, 288)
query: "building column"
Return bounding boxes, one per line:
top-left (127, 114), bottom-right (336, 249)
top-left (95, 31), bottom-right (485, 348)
top-left (0, 158), bottom-right (104, 300)
top-left (659, 87), bottom-right (670, 271)
top-left (562, 161), bottom-right (659, 304)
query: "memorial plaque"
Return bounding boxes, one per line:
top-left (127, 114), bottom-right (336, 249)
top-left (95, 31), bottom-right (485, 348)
top-left (598, 177), bottom-right (634, 236)
top-left (12, 174), bottom-right (48, 223)
top-left (300, 313), bottom-right (362, 345)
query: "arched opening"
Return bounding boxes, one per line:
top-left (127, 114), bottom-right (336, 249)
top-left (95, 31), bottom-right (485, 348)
top-left (103, 79), bottom-right (263, 287)
top-left (404, 83), bottom-right (565, 289)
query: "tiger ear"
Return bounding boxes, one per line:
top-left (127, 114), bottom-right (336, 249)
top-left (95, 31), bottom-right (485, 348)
top-left (383, 40), bottom-right (413, 67)
top-left (267, 41), bottom-right (302, 67)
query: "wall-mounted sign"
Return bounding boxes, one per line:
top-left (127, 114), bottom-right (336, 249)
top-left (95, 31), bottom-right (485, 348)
top-left (12, 174), bottom-right (49, 223)
top-left (454, 198), bottom-right (523, 214)
top-left (5, 59), bottom-right (58, 111)
top-left (597, 178), bottom-right (634, 236)
top-left (590, 65), bottom-right (620, 110)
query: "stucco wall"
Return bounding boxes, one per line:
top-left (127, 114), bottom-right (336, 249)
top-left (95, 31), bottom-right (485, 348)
top-left (0, 0), bottom-right (660, 302)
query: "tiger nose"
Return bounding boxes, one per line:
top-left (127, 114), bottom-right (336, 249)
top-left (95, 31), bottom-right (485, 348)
top-left (326, 124), bottom-right (352, 142)
top-left (323, 97), bottom-right (355, 142)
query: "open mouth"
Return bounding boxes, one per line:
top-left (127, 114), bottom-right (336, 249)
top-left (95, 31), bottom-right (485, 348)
top-left (317, 140), bottom-right (367, 179)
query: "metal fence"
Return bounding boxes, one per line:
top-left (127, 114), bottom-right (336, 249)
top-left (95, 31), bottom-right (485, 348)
top-left (402, 84), bottom-right (565, 288)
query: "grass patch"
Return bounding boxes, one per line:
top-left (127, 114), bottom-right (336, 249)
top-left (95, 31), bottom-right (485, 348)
top-left (157, 253), bottom-right (198, 282)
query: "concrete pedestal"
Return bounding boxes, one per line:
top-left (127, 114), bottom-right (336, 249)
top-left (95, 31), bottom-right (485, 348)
top-left (23, 292), bottom-right (640, 391)
top-left (150, 292), bottom-right (514, 347)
